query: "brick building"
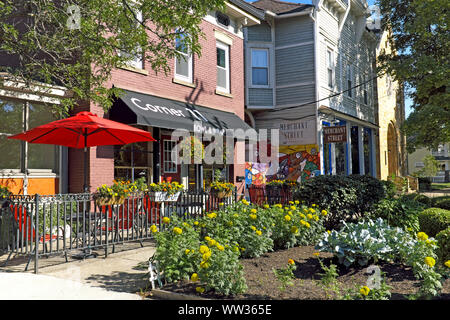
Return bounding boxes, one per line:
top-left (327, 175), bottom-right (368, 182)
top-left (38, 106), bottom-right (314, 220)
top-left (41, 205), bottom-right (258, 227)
top-left (0, 1), bottom-right (263, 195)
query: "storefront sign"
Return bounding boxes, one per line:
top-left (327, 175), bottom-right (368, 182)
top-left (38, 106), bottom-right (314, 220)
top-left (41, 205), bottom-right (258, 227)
top-left (279, 120), bottom-right (316, 146)
top-left (323, 126), bottom-right (347, 144)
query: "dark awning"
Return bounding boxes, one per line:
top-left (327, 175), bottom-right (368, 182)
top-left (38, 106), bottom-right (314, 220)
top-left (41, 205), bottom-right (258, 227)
top-left (109, 89), bottom-right (253, 137)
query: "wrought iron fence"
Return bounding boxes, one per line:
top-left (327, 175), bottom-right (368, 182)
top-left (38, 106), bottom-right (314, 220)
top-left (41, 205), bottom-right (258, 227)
top-left (247, 185), bottom-right (294, 206)
top-left (0, 189), bottom-right (237, 274)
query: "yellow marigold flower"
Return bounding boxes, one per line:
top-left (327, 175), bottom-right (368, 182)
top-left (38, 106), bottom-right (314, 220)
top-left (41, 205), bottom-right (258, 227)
top-left (288, 211), bottom-right (293, 215)
top-left (312, 204), bottom-right (317, 207)
top-left (284, 207), bottom-right (289, 211)
top-left (313, 215), bottom-right (319, 221)
top-left (199, 245), bottom-right (210, 254)
top-left (445, 260), bottom-right (450, 268)
top-left (233, 246), bottom-right (240, 252)
top-left (321, 210), bottom-right (328, 216)
top-left (284, 215), bottom-right (291, 222)
top-left (216, 244), bottom-right (224, 251)
top-left (249, 214), bottom-right (257, 220)
top-left (299, 213), bottom-right (306, 219)
top-left (194, 221), bottom-right (199, 226)
top-left (291, 226), bottom-right (299, 234)
top-left (275, 204), bottom-right (282, 208)
top-left (250, 225), bottom-right (257, 231)
top-left (196, 286), bottom-right (205, 293)
top-left (327, 230), bottom-right (331, 234)
top-left (204, 236), bottom-right (211, 241)
top-left (219, 202), bottom-right (224, 206)
top-left (290, 206), bottom-right (296, 211)
top-left (255, 230), bottom-right (262, 236)
top-left (307, 214), bottom-right (313, 220)
top-left (233, 213), bottom-right (239, 218)
top-left (227, 221), bottom-right (233, 226)
top-left (243, 209), bottom-right (247, 213)
top-left (200, 261), bottom-right (210, 269)
top-left (242, 199), bottom-right (249, 205)
top-left (185, 249), bottom-right (191, 255)
top-left (150, 225), bottom-right (158, 233)
top-left (289, 201), bottom-right (294, 205)
top-left (294, 200), bottom-right (300, 205)
top-left (191, 273), bottom-right (198, 282)
top-left (360, 286), bottom-right (370, 296)
top-left (240, 247), bottom-right (245, 251)
top-left (173, 227), bottom-right (182, 235)
top-left (288, 259), bottom-right (295, 265)
top-left (162, 217), bottom-right (170, 224)
top-left (208, 239), bottom-right (217, 247)
top-left (202, 252), bottom-right (211, 261)
top-left (207, 212), bottom-right (217, 219)
top-left (424, 256), bottom-right (436, 267)
top-left (264, 204), bottom-right (270, 209)
top-left (309, 208), bottom-right (316, 213)
top-left (313, 252), bottom-right (320, 257)
top-left (305, 222), bottom-right (311, 228)
top-left (300, 220), bottom-right (306, 225)
top-left (417, 232), bottom-right (428, 241)
top-left (250, 208), bottom-right (257, 214)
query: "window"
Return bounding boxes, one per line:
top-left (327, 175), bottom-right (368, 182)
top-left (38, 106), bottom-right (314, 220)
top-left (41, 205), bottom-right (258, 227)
top-left (174, 33), bottom-right (193, 83)
top-left (346, 65), bottom-right (353, 97)
top-left (118, 10), bottom-right (143, 69)
top-left (216, 41), bottom-right (230, 93)
top-left (415, 162), bottom-right (425, 168)
top-left (327, 49), bottom-right (334, 88)
top-left (163, 140), bottom-right (177, 173)
top-left (251, 49), bottom-right (269, 86)
top-left (0, 99), bottom-right (58, 172)
top-left (216, 12), bottom-right (230, 27)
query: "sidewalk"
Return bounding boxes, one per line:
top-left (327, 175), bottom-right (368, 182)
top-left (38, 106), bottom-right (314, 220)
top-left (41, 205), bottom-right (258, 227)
top-left (0, 245), bottom-right (156, 300)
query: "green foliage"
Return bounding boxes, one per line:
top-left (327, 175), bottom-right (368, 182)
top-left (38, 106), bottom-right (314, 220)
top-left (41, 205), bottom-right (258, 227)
top-left (293, 175), bottom-right (387, 229)
top-left (368, 197), bottom-right (425, 233)
top-left (432, 197), bottom-right (450, 210)
top-left (414, 155), bottom-right (441, 178)
top-left (272, 260), bottom-right (296, 291)
top-left (0, 0), bottom-right (226, 113)
top-left (342, 275), bottom-right (392, 301)
top-left (317, 218), bottom-right (444, 298)
top-left (418, 208), bottom-right (450, 237)
top-left (152, 216), bottom-right (201, 283)
top-left (0, 185), bottom-right (11, 199)
top-left (436, 227), bottom-right (450, 264)
top-left (377, 0), bottom-right (450, 151)
top-left (380, 180), bottom-right (397, 199)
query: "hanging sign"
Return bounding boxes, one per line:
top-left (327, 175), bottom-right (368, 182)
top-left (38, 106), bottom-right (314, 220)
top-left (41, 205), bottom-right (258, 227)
top-left (323, 126), bottom-right (347, 144)
top-left (279, 119), bottom-right (316, 146)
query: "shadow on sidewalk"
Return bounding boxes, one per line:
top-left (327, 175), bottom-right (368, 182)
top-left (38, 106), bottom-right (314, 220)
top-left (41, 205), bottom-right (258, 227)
top-left (85, 270), bottom-right (149, 293)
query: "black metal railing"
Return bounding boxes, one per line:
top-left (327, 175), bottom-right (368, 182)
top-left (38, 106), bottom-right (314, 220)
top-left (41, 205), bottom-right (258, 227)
top-left (0, 188), bottom-right (237, 274)
top-left (247, 185), bottom-right (294, 206)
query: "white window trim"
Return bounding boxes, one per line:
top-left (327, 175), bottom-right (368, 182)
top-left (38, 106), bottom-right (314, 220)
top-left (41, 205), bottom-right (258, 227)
top-left (216, 41), bottom-right (230, 94)
top-left (326, 48), bottom-right (335, 89)
top-left (163, 140), bottom-right (177, 173)
top-left (174, 49), bottom-right (193, 84)
top-left (250, 48), bottom-right (270, 88)
top-left (118, 10), bottom-right (144, 70)
top-left (346, 64), bottom-right (353, 98)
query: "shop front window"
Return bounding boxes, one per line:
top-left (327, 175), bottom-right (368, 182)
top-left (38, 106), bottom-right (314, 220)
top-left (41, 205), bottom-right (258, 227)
top-left (0, 99), bottom-right (58, 172)
top-left (351, 126), bottom-right (360, 175)
top-left (335, 142), bottom-right (346, 175)
top-left (363, 128), bottom-right (372, 175)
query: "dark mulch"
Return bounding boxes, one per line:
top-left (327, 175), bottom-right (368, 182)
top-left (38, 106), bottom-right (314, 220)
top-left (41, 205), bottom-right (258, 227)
top-left (156, 246), bottom-right (450, 300)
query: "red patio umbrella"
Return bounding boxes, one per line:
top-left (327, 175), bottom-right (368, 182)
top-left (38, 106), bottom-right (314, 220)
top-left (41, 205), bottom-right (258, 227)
top-left (8, 111), bottom-right (156, 192)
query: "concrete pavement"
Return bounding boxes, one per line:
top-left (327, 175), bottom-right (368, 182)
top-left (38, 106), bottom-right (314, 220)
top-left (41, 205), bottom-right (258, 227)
top-left (0, 245), bottom-right (156, 300)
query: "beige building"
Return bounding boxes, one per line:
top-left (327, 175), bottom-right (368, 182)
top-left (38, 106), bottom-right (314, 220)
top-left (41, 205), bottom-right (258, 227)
top-left (375, 29), bottom-right (407, 180)
top-left (408, 144), bottom-right (450, 182)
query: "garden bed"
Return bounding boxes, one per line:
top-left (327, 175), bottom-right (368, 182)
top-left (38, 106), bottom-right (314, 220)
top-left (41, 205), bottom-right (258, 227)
top-left (155, 246), bottom-right (450, 300)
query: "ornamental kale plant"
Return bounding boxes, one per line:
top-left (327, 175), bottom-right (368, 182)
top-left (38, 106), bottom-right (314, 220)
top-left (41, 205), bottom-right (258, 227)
top-left (316, 218), bottom-right (444, 298)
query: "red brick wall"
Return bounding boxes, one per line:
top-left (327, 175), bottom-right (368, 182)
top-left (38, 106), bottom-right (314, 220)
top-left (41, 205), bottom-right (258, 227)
top-left (70, 19), bottom-right (246, 193)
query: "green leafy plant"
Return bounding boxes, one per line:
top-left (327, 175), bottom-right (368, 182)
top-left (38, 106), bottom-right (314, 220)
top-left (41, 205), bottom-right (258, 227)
top-left (418, 208), bottom-right (450, 237)
top-left (0, 185), bottom-right (12, 199)
top-left (315, 254), bottom-right (341, 299)
top-left (272, 259), bottom-right (296, 291)
top-left (436, 227), bottom-right (450, 264)
top-left (432, 197), bottom-right (450, 210)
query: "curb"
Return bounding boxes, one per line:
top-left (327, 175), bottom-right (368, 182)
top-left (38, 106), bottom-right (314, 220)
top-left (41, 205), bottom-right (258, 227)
top-left (150, 289), bottom-right (209, 300)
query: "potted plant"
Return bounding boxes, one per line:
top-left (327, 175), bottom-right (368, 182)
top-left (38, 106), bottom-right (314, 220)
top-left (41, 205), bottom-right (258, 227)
top-left (210, 181), bottom-right (235, 199)
top-left (0, 185), bottom-right (11, 206)
top-left (147, 180), bottom-right (183, 202)
top-left (94, 184), bottom-right (115, 206)
top-left (266, 179), bottom-right (285, 190)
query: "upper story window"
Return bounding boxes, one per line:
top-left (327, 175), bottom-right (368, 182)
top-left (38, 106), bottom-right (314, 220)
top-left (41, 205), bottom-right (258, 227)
top-left (216, 12), bottom-right (231, 28)
top-left (327, 49), bottom-right (334, 88)
top-left (346, 64), bottom-right (353, 98)
top-left (174, 33), bottom-right (193, 83)
top-left (118, 10), bottom-right (143, 69)
top-left (251, 48), bottom-right (269, 86)
top-left (216, 41), bottom-right (230, 93)
top-left (363, 75), bottom-right (368, 105)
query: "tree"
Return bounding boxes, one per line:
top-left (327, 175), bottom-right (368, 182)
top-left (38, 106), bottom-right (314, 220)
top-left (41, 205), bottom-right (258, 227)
top-left (0, 0), bottom-right (225, 115)
top-left (414, 155), bottom-right (440, 178)
top-left (376, 0), bottom-right (450, 153)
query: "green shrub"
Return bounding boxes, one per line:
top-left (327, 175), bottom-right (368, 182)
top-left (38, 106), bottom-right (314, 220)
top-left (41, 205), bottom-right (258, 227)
top-left (418, 208), bottom-right (450, 237)
top-left (432, 197), bottom-right (450, 210)
top-left (368, 198), bottom-right (425, 233)
top-left (436, 227), bottom-right (450, 264)
top-left (381, 180), bottom-right (397, 199)
top-left (293, 175), bottom-right (386, 229)
top-left (413, 194), bottom-right (432, 207)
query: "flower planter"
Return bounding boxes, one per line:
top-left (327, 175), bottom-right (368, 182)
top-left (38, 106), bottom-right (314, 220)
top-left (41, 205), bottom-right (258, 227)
top-left (149, 191), bottom-right (181, 202)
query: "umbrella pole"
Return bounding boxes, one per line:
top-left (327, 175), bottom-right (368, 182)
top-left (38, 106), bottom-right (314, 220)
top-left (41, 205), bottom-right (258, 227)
top-left (84, 129), bottom-right (88, 193)
top-left (131, 144), bottom-right (134, 183)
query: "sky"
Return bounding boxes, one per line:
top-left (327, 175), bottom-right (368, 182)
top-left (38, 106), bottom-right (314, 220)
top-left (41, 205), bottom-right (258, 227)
top-left (246, 0), bottom-right (413, 117)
